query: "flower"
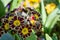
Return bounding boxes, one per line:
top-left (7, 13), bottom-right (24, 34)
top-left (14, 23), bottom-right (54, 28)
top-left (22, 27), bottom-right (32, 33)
top-left (2, 20), bottom-right (9, 30)
top-left (18, 25), bottom-right (32, 38)
top-left (31, 11), bottom-right (40, 20)
top-left (9, 16), bottom-right (24, 29)
top-left (2, 19), bottom-right (11, 32)
top-left (0, 27), bottom-right (4, 37)
top-left (13, 20), bottom-right (21, 26)
top-left (22, 0), bottom-right (40, 8)
top-left (30, 19), bottom-right (36, 25)
top-left (8, 16), bottom-right (14, 21)
top-left (28, 0), bottom-right (40, 3)
top-left (34, 14), bottom-right (39, 20)
top-left (32, 21), bottom-right (42, 31)
top-left (45, 3), bottom-right (56, 14)
top-left (29, 0), bottom-right (40, 8)
top-left (23, 1), bottom-right (26, 7)
top-left (22, 27), bottom-right (29, 35)
top-left (5, 13), bottom-right (14, 21)
top-left (4, 23), bottom-right (9, 30)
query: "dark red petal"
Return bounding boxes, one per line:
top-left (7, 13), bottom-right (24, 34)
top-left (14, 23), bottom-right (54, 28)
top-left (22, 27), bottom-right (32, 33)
top-left (22, 26), bottom-right (24, 28)
top-left (0, 28), bottom-right (3, 31)
top-left (9, 21), bottom-right (13, 25)
top-left (26, 25), bottom-right (29, 27)
top-left (30, 24), bottom-right (32, 26)
top-left (18, 17), bottom-right (21, 20)
top-left (22, 8), bottom-right (27, 13)
top-left (28, 27), bottom-right (31, 29)
top-left (10, 25), bottom-right (15, 28)
top-left (29, 29), bottom-right (32, 32)
top-left (2, 26), bottom-right (4, 28)
top-left (31, 11), bottom-right (36, 14)
top-left (5, 31), bottom-right (8, 33)
top-left (21, 21), bottom-right (24, 23)
top-left (19, 28), bottom-right (22, 30)
top-left (33, 26), bottom-right (35, 28)
top-left (15, 27), bottom-right (19, 30)
top-left (0, 34), bottom-right (1, 37)
top-left (23, 35), bottom-right (26, 38)
top-left (1, 32), bottom-right (3, 34)
top-left (9, 28), bottom-right (11, 30)
top-left (9, 14), bottom-right (14, 16)
top-left (20, 33), bottom-right (23, 36)
top-left (4, 20), bottom-right (8, 23)
top-left (13, 16), bottom-right (17, 20)
top-left (19, 18), bottom-right (24, 21)
top-left (18, 30), bottom-right (21, 33)
top-left (38, 14), bottom-right (40, 16)
top-left (28, 33), bottom-right (30, 36)
top-left (2, 23), bottom-right (5, 25)
top-left (25, 34), bottom-right (28, 37)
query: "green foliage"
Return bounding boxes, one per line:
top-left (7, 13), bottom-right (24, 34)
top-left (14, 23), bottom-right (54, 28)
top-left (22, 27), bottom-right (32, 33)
top-left (52, 33), bottom-right (58, 40)
top-left (1, 0), bottom-right (11, 7)
top-left (41, 0), bottom-right (47, 25)
top-left (45, 33), bottom-right (52, 40)
top-left (26, 32), bottom-right (37, 40)
top-left (10, 0), bottom-right (22, 11)
top-left (0, 0), bottom-right (5, 18)
top-left (45, 7), bottom-right (60, 34)
top-left (0, 0), bottom-right (60, 40)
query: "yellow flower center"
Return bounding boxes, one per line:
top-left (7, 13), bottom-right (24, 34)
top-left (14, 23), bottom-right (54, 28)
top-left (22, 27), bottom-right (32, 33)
top-left (22, 28), bottom-right (29, 35)
top-left (13, 20), bottom-right (20, 26)
top-left (30, 20), bottom-right (35, 25)
top-left (34, 14), bottom-right (39, 19)
top-left (4, 23), bottom-right (9, 30)
top-left (8, 16), bottom-right (13, 21)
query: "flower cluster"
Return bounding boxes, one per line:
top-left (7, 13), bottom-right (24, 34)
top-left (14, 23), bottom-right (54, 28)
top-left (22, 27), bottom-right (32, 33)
top-left (0, 7), bottom-right (42, 38)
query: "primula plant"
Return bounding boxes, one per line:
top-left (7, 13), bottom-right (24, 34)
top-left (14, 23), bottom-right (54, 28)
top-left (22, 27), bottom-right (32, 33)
top-left (0, 0), bottom-right (60, 40)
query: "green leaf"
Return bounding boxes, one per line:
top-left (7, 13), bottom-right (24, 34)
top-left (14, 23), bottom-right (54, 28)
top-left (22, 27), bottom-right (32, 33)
top-left (45, 5), bottom-right (60, 34)
top-left (10, 0), bottom-right (18, 11)
top-left (15, 34), bottom-right (22, 40)
top-left (59, 0), bottom-right (60, 3)
top-left (45, 34), bottom-right (52, 40)
top-left (16, 0), bottom-right (22, 8)
top-left (52, 33), bottom-right (58, 40)
top-left (10, 0), bottom-right (22, 11)
top-left (41, 0), bottom-right (47, 25)
top-left (45, 8), bottom-right (59, 28)
top-left (1, 0), bottom-right (11, 7)
top-left (26, 32), bottom-right (37, 40)
top-left (8, 30), bottom-right (22, 40)
top-left (58, 15), bottom-right (60, 21)
top-left (0, 0), bottom-right (5, 18)
top-left (45, 5), bottom-right (60, 33)
top-left (48, 15), bottom-right (59, 33)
